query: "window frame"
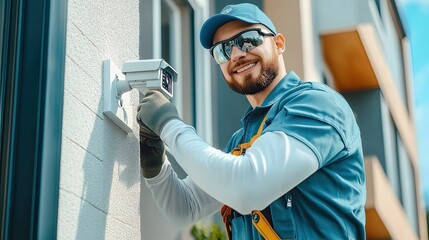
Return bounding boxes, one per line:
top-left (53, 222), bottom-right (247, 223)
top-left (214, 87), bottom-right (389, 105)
top-left (141, 0), bottom-right (212, 143)
top-left (0, 0), bottom-right (67, 238)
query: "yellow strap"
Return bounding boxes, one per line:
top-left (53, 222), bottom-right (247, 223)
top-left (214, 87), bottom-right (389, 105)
top-left (251, 210), bottom-right (281, 240)
top-left (226, 114), bottom-right (281, 239)
top-left (256, 114), bottom-right (268, 135)
top-left (248, 114), bottom-right (268, 144)
top-left (247, 114), bottom-right (281, 239)
top-left (230, 114), bottom-right (268, 156)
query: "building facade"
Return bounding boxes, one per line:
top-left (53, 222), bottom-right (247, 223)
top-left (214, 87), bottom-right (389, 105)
top-left (0, 0), bottom-right (426, 239)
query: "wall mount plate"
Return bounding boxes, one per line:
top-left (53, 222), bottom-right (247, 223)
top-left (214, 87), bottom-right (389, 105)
top-left (102, 60), bottom-right (133, 133)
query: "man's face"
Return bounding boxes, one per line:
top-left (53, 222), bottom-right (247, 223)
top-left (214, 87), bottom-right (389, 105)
top-left (213, 21), bottom-right (279, 95)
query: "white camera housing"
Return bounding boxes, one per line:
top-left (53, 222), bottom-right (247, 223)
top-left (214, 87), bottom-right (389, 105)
top-left (102, 59), bottom-right (177, 134)
top-left (122, 59), bottom-right (177, 100)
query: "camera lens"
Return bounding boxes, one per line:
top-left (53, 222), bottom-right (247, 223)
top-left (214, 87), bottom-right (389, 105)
top-left (162, 70), bottom-right (173, 94)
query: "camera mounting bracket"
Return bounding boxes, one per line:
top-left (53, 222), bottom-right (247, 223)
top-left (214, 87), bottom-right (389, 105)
top-left (102, 60), bottom-right (133, 133)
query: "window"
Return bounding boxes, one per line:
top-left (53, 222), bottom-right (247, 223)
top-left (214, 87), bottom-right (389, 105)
top-left (0, 0), bottom-right (67, 238)
top-left (140, 0), bottom-right (212, 179)
top-left (141, 0), bottom-right (212, 143)
top-left (397, 133), bottom-right (420, 233)
top-left (161, 0), bottom-right (197, 127)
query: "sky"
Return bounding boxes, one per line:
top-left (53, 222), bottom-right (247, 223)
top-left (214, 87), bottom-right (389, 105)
top-left (396, 0), bottom-right (429, 209)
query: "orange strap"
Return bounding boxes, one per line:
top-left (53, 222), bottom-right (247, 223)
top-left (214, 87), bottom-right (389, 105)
top-left (221, 205), bottom-right (233, 240)
top-left (230, 114), bottom-right (268, 156)
top-left (222, 205), bottom-right (281, 240)
top-left (251, 210), bottom-right (281, 240)
top-left (222, 114), bottom-right (280, 240)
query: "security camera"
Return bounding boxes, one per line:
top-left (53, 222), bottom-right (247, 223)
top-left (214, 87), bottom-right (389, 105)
top-left (115, 59), bottom-right (177, 100)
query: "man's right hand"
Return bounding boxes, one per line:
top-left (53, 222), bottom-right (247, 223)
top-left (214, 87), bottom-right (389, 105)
top-left (139, 124), bottom-right (165, 178)
top-left (136, 90), bottom-right (180, 136)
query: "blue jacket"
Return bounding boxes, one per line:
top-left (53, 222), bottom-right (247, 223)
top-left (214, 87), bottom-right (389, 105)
top-left (224, 72), bottom-right (366, 240)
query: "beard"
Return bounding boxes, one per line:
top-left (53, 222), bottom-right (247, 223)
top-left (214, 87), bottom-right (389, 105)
top-left (226, 51), bottom-right (279, 95)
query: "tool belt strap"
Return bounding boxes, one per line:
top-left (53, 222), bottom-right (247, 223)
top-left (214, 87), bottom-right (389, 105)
top-left (222, 114), bottom-right (280, 239)
top-left (251, 210), bottom-right (280, 240)
top-left (221, 205), bottom-right (281, 240)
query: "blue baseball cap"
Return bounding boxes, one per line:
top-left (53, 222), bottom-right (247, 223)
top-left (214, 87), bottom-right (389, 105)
top-left (200, 3), bottom-right (277, 49)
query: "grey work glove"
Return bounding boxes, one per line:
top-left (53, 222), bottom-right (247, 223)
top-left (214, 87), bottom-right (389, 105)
top-left (136, 90), bottom-right (180, 136)
top-left (139, 123), bottom-right (165, 178)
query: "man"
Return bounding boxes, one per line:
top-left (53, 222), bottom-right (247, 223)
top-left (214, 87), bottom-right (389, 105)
top-left (137, 3), bottom-right (366, 239)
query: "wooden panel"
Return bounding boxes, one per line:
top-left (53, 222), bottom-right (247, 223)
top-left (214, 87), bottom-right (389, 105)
top-left (320, 28), bottom-right (379, 92)
top-left (365, 156), bottom-right (419, 240)
top-left (365, 208), bottom-right (390, 239)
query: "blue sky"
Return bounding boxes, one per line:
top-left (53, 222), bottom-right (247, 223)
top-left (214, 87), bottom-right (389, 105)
top-left (397, 0), bottom-right (429, 209)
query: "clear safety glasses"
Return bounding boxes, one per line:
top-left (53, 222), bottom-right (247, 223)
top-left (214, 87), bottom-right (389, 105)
top-left (209, 28), bottom-right (275, 64)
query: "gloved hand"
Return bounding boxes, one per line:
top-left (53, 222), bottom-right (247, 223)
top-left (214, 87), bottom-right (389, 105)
top-left (136, 90), bottom-right (180, 136)
top-left (139, 123), bottom-right (165, 178)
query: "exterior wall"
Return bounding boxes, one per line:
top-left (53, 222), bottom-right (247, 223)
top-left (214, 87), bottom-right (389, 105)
top-left (265, 0), bottom-right (320, 82)
top-left (58, 0), bottom-right (210, 239)
top-left (56, 0), bottom-right (175, 239)
top-left (373, 0), bottom-right (408, 103)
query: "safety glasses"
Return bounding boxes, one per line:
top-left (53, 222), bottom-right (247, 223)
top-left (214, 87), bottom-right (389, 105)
top-left (210, 28), bottom-right (275, 64)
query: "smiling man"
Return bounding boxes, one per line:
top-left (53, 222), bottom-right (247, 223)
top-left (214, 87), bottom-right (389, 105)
top-left (136, 3), bottom-right (366, 239)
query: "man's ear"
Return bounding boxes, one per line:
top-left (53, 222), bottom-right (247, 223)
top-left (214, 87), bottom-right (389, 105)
top-left (274, 33), bottom-right (286, 54)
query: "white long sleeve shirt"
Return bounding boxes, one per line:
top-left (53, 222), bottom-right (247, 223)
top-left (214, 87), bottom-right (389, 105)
top-left (145, 119), bottom-right (318, 227)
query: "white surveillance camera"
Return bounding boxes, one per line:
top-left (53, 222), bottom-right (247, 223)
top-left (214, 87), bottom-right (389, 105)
top-left (116, 59), bottom-right (177, 100)
top-left (102, 59), bottom-right (177, 134)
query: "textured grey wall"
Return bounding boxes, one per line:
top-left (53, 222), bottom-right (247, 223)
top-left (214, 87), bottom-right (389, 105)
top-left (57, 0), bottom-right (143, 238)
